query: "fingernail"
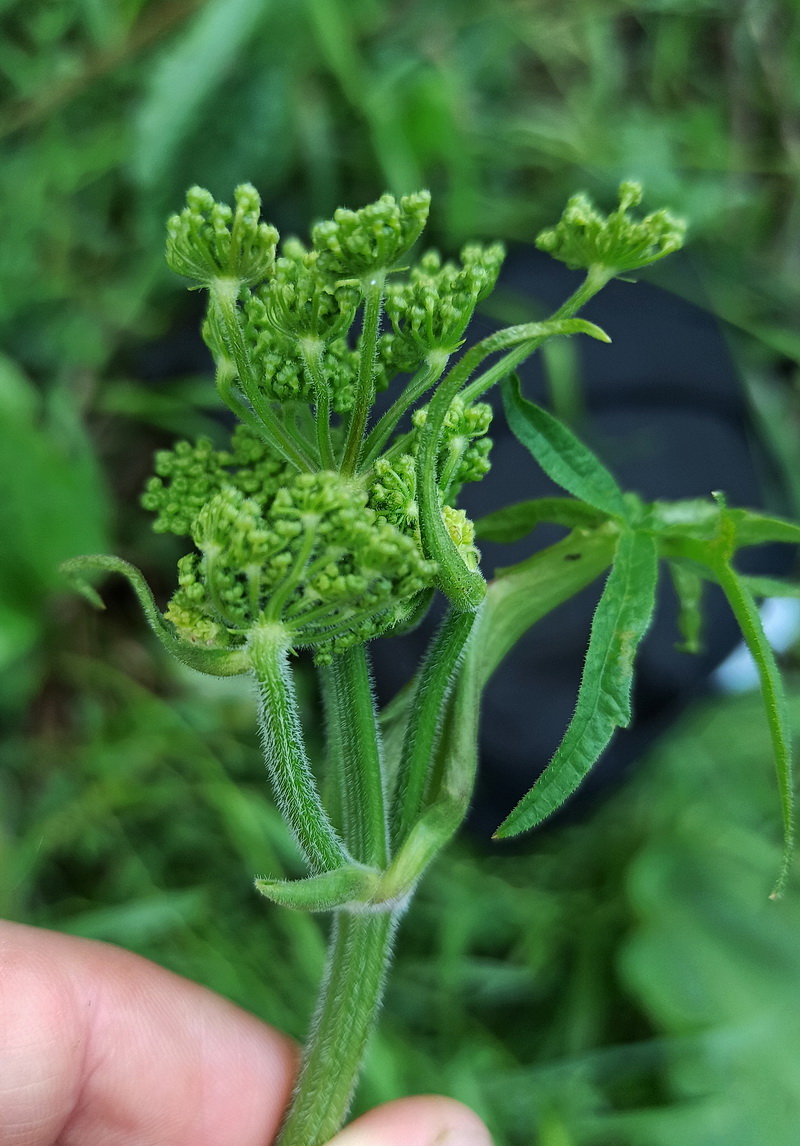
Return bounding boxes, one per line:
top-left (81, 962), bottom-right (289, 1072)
top-left (433, 1128), bottom-right (494, 1145)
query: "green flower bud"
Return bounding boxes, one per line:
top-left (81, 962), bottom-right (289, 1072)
top-left (163, 473), bottom-right (437, 662)
top-left (141, 437), bottom-right (230, 536)
top-left (241, 308), bottom-right (310, 403)
top-left (536, 181), bottom-right (686, 275)
top-left (257, 240), bottom-right (361, 340)
top-left (228, 424), bottom-right (296, 501)
top-left (311, 191), bottom-right (431, 277)
top-left (376, 330), bottom-right (426, 379)
top-left (243, 294), bottom-right (359, 414)
top-left (368, 454), bottom-right (418, 535)
top-left (166, 183), bottom-right (279, 288)
top-left (385, 242), bottom-right (505, 355)
top-left (442, 505), bottom-right (480, 572)
top-left (412, 396), bottom-right (493, 498)
top-left (141, 426), bottom-right (293, 538)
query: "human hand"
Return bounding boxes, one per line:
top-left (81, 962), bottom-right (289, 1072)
top-left (0, 920), bottom-right (491, 1145)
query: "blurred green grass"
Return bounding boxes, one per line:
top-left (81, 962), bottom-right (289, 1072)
top-left (2, 1), bottom-right (800, 1141)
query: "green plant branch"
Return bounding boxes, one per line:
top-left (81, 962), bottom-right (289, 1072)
top-left (391, 608), bottom-right (476, 850)
top-left (360, 351), bottom-right (450, 470)
top-left (341, 273), bottom-right (385, 475)
top-left (324, 646), bottom-right (389, 867)
top-left (250, 623), bottom-right (350, 874)
top-left (276, 911), bottom-right (397, 1146)
top-left (211, 280), bottom-right (316, 471)
top-left (299, 338), bottom-right (336, 468)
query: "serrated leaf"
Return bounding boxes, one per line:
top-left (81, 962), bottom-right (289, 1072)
top-left (494, 529), bottom-right (658, 838)
top-left (474, 497), bottom-right (606, 543)
top-left (501, 374), bottom-right (628, 520)
top-left (729, 508), bottom-right (800, 548)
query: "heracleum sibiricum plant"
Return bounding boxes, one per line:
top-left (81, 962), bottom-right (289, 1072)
top-left (62, 181), bottom-right (800, 1144)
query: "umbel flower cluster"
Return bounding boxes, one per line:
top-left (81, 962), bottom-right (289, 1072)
top-left (143, 187), bottom-right (502, 664)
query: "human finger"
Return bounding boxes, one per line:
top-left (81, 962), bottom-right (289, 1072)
top-left (327, 1095), bottom-right (493, 1146)
top-left (0, 919), bottom-right (297, 1146)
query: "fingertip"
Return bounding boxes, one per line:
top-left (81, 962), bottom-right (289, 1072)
top-left (326, 1095), bottom-right (493, 1146)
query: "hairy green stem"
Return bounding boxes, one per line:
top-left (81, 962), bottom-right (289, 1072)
top-left (276, 911), bottom-right (397, 1146)
top-left (341, 273), bottom-right (385, 476)
top-left (215, 359), bottom-right (285, 451)
top-left (360, 350), bottom-right (450, 470)
top-left (324, 646), bottom-right (389, 867)
top-left (415, 269), bottom-right (612, 605)
top-left (416, 325), bottom-right (569, 607)
top-left (551, 264), bottom-right (614, 320)
top-left (299, 338), bottom-right (336, 468)
top-left (391, 608), bottom-right (476, 850)
top-left (459, 267), bottom-right (612, 405)
top-left (211, 279), bottom-right (316, 471)
top-left (250, 624), bottom-right (350, 873)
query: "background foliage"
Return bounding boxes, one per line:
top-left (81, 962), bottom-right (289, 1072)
top-left (2, 1), bottom-right (800, 1142)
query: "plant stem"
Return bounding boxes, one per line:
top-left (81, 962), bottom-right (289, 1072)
top-left (341, 273), bottom-right (385, 476)
top-left (211, 279), bottom-right (316, 471)
top-left (391, 608), bottom-right (475, 850)
top-left (712, 559), bottom-right (795, 898)
top-left (459, 266), bottom-right (612, 405)
top-left (359, 350), bottom-right (450, 471)
top-left (299, 338), bottom-right (336, 468)
top-left (250, 623), bottom-right (350, 873)
top-left (324, 646), bottom-right (388, 867)
top-left (276, 910), bottom-right (397, 1146)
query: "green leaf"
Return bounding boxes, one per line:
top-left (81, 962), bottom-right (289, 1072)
top-left (646, 497), bottom-right (722, 539)
top-left (255, 865), bottom-right (381, 913)
top-left (712, 562), bottom-right (795, 900)
top-left (501, 374), bottom-right (628, 521)
top-left (668, 560), bottom-right (704, 653)
top-left (740, 575), bottom-right (800, 599)
top-left (494, 529), bottom-right (658, 838)
top-left (728, 508), bottom-right (800, 548)
top-left (474, 497), bottom-right (606, 543)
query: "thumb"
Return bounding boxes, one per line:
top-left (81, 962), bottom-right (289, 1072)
top-left (326, 1096), bottom-right (493, 1146)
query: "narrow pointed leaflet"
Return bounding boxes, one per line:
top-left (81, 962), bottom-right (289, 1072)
top-left (501, 374), bottom-right (628, 521)
top-left (495, 528), bottom-right (658, 838)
